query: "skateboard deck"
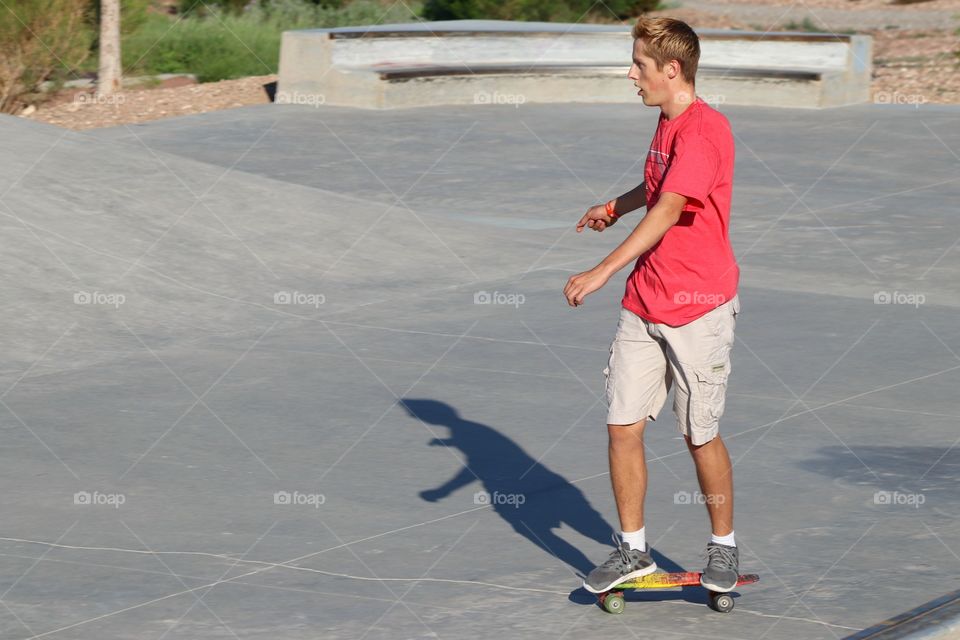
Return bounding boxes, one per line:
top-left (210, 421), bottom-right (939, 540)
top-left (597, 572), bottom-right (759, 614)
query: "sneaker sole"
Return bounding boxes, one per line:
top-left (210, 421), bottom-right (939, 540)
top-left (700, 576), bottom-right (737, 593)
top-left (582, 562), bottom-right (658, 594)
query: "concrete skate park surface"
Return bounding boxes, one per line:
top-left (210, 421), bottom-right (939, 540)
top-left (1, 99), bottom-right (959, 639)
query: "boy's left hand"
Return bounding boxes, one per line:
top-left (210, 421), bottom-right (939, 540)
top-left (564, 267), bottom-right (610, 307)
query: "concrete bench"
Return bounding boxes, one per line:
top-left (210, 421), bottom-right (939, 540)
top-left (277, 20), bottom-right (872, 109)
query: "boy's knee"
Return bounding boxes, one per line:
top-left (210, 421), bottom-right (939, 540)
top-left (607, 420), bottom-right (647, 448)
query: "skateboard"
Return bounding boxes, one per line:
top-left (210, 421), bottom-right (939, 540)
top-left (596, 572), bottom-right (759, 614)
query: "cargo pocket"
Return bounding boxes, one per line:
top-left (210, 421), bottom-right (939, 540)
top-left (692, 364), bottom-right (730, 426)
top-left (603, 343), bottom-right (616, 406)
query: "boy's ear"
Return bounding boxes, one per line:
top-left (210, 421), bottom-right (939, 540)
top-left (667, 60), bottom-right (680, 79)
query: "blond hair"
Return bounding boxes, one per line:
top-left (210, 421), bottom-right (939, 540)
top-left (631, 17), bottom-right (700, 85)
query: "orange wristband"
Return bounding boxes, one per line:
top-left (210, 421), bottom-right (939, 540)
top-left (605, 200), bottom-right (619, 220)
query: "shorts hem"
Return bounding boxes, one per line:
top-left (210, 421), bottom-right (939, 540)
top-left (607, 411), bottom-right (658, 427)
top-left (682, 422), bottom-right (720, 446)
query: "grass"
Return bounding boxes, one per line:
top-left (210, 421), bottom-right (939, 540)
top-left (875, 54), bottom-right (933, 66)
top-left (121, 0), bottom-right (423, 82)
top-left (782, 18), bottom-right (822, 32)
top-left (782, 18), bottom-right (856, 35)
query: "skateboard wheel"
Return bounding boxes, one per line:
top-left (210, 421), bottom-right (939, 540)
top-left (711, 593), bottom-right (734, 613)
top-left (602, 592), bottom-right (624, 614)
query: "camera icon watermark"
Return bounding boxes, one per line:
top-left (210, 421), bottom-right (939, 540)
top-left (674, 490), bottom-right (725, 506)
top-left (474, 91), bottom-right (526, 108)
top-left (274, 291), bottom-right (325, 308)
top-left (275, 91), bottom-right (326, 107)
top-left (273, 490), bottom-right (326, 508)
top-left (473, 290), bottom-right (525, 308)
top-left (74, 291), bottom-right (126, 309)
top-left (74, 491), bottom-right (126, 508)
top-left (73, 92), bottom-right (126, 106)
top-left (874, 491), bottom-right (925, 508)
top-left (673, 291), bottom-right (726, 306)
top-left (874, 91), bottom-right (927, 108)
top-left (873, 291), bottom-right (925, 308)
top-left (473, 490), bottom-right (525, 508)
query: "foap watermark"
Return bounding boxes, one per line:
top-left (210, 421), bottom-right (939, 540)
top-left (874, 290), bottom-right (925, 308)
top-left (673, 291), bottom-right (726, 306)
top-left (674, 490), bottom-right (726, 506)
top-left (73, 92), bottom-right (126, 106)
top-left (474, 490), bottom-right (525, 508)
top-left (74, 291), bottom-right (125, 309)
top-left (275, 91), bottom-right (326, 107)
top-left (700, 93), bottom-right (727, 106)
top-left (74, 491), bottom-right (125, 508)
top-left (874, 91), bottom-right (928, 108)
top-left (874, 490), bottom-right (925, 508)
top-left (473, 290), bottom-right (525, 308)
top-left (680, 92), bottom-right (726, 106)
top-left (273, 490), bottom-right (326, 508)
top-left (274, 291), bottom-right (325, 308)
top-left (474, 91), bottom-right (526, 107)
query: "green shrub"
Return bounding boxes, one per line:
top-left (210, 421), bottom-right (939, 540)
top-left (782, 18), bottom-right (822, 33)
top-left (0, 0), bottom-right (94, 112)
top-left (592, 0), bottom-right (660, 18)
top-left (177, 0), bottom-right (250, 16)
top-left (178, 0), bottom-right (351, 17)
top-left (123, 0), bottom-right (421, 82)
top-left (122, 11), bottom-right (278, 81)
top-left (422, 0), bottom-right (657, 21)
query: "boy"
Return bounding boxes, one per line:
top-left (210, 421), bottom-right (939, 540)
top-left (562, 17), bottom-right (741, 594)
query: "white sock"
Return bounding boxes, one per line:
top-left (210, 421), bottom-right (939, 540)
top-left (621, 527), bottom-right (646, 551)
top-left (711, 531), bottom-right (736, 547)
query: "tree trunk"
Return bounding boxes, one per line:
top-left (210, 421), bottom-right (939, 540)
top-left (98, 0), bottom-right (121, 95)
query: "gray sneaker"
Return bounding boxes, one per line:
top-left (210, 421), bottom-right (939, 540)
top-left (700, 542), bottom-right (739, 592)
top-left (583, 534), bottom-right (657, 593)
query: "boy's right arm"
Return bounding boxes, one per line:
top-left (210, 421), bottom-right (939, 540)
top-left (576, 182), bottom-right (647, 233)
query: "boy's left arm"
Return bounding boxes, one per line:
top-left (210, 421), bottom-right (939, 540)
top-left (563, 192), bottom-right (687, 307)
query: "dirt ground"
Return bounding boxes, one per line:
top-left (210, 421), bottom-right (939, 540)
top-left (698, 0), bottom-right (960, 11)
top-left (20, 8), bottom-right (960, 131)
top-left (25, 75), bottom-right (276, 131)
top-left (869, 28), bottom-right (960, 103)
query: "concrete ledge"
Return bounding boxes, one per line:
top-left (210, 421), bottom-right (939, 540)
top-left (371, 63), bottom-right (824, 82)
top-left (844, 589), bottom-right (960, 640)
top-left (277, 20), bottom-right (872, 109)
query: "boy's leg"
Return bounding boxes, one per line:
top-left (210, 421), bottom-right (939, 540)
top-left (658, 295), bottom-right (741, 591)
top-left (583, 309), bottom-right (668, 593)
top-left (604, 308), bottom-right (669, 535)
top-left (685, 434), bottom-right (733, 536)
top-left (583, 423), bottom-right (661, 594)
top-left (609, 419), bottom-right (648, 533)
top-left (689, 433), bottom-right (739, 591)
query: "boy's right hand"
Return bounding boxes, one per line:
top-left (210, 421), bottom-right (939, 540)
top-left (576, 204), bottom-right (616, 233)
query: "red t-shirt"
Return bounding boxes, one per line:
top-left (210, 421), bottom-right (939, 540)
top-left (621, 97), bottom-right (739, 327)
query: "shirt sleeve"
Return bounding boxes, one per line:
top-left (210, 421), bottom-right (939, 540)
top-left (660, 132), bottom-right (720, 212)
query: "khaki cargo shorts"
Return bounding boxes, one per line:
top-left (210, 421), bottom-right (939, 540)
top-left (603, 296), bottom-right (740, 445)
